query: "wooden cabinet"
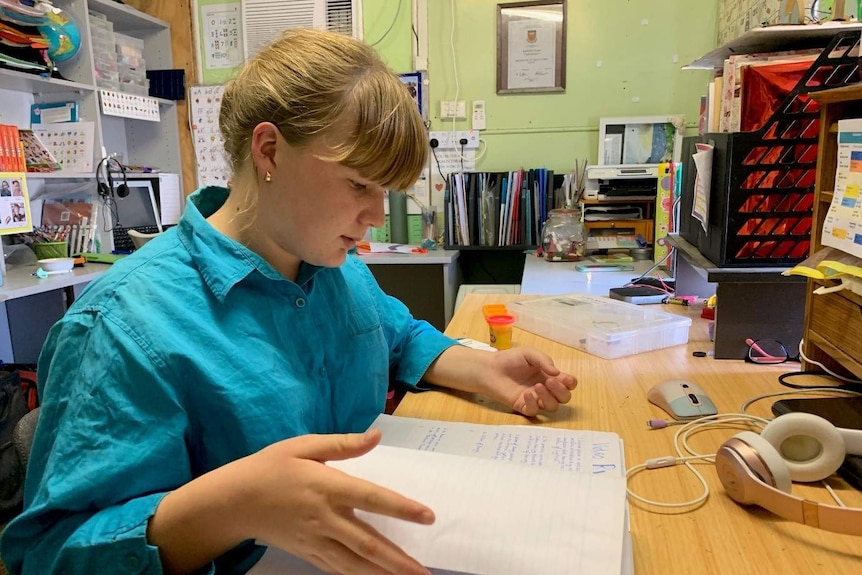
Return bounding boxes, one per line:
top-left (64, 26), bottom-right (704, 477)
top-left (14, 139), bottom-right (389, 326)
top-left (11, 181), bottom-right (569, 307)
top-left (803, 85), bottom-right (862, 379)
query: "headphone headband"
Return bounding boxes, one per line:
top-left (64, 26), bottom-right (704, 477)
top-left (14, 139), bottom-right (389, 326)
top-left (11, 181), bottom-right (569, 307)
top-left (97, 156), bottom-right (129, 199)
top-left (716, 439), bottom-right (862, 536)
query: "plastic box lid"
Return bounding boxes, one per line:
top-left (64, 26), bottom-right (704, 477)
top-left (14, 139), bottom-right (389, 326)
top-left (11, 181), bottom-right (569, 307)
top-left (508, 294), bottom-right (692, 359)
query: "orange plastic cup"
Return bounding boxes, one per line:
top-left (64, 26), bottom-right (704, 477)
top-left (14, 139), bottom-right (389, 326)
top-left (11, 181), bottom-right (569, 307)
top-left (486, 314), bottom-right (515, 350)
top-left (482, 303), bottom-right (508, 319)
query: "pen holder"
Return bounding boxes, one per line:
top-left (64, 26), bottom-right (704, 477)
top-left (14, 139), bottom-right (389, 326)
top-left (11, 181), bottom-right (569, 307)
top-left (34, 241), bottom-right (68, 259)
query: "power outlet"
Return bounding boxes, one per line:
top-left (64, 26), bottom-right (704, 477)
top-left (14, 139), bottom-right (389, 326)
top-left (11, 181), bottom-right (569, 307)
top-left (440, 100), bottom-right (467, 119)
top-left (428, 130), bottom-right (480, 149)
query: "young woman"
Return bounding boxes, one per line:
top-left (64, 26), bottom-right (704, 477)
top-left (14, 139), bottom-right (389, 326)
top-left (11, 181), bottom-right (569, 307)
top-left (0, 29), bottom-right (577, 575)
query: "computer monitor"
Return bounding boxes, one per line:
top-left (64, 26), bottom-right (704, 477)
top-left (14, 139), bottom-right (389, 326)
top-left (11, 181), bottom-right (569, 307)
top-left (111, 179), bottom-right (163, 251)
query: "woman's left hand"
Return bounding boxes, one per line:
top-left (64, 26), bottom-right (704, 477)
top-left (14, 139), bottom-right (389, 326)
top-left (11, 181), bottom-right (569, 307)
top-left (478, 348), bottom-right (577, 416)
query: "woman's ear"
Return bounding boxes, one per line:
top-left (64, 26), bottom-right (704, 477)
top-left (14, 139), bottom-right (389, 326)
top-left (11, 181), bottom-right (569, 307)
top-left (250, 122), bottom-right (280, 179)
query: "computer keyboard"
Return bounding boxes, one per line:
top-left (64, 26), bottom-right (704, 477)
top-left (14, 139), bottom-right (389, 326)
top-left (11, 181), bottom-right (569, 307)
top-left (113, 225), bottom-right (161, 252)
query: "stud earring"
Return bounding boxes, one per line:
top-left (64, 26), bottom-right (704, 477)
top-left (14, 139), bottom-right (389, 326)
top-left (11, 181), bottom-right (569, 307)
top-left (264, 171), bottom-right (272, 182)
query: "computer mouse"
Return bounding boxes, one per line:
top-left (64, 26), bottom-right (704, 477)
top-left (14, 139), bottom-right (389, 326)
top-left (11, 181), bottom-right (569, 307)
top-left (647, 379), bottom-right (718, 420)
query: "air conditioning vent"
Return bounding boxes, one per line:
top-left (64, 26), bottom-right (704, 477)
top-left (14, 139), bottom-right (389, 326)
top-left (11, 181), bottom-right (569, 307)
top-left (242, 0), bottom-right (361, 59)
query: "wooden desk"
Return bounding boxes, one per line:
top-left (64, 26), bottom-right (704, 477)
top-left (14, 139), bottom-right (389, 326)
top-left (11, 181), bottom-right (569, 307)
top-left (395, 294), bottom-right (862, 575)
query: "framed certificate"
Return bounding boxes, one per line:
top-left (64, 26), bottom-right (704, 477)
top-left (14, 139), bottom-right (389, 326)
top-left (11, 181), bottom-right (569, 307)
top-left (496, 0), bottom-right (566, 94)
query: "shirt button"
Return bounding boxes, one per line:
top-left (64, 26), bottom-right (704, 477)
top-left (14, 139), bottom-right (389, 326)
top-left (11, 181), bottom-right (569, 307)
top-left (295, 297), bottom-right (306, 308)
top-left (123, 554), bottom-right (141, 570)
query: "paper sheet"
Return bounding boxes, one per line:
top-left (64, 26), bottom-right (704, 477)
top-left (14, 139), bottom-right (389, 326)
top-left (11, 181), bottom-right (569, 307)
top-left (371, 414), bottom-right (625, 476)
top-left (822, 119), bottom-right (862, 258)
top-left (32, 122), bottom-right (95, 172)
top-left (249, 444), bottom-right (627, 575)
top-left (691, 143), bottom-right (714, 233)
top-left (157, 173), bottom-right (182, 225)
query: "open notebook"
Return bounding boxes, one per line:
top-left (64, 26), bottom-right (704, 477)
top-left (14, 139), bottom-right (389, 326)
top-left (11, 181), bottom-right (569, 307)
top-left (249, 415), bottom-right (633, 575)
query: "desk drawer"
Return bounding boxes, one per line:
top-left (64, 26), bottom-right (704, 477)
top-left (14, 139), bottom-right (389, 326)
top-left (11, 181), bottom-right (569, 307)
top-left (809, 290), bottom-right (862, 361)
top-left (584, 220), bottom-right (654, 243)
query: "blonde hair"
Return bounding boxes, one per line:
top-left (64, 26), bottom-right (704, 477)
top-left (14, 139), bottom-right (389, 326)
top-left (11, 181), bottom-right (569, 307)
top-left (220, 28), bottom-right (427, 192)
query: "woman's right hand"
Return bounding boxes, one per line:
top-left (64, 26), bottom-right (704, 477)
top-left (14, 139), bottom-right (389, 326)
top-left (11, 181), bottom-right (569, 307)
top-left (242, 429), bottom-right (435, 574)
top-left (149, 429), bottom-right (435, 575)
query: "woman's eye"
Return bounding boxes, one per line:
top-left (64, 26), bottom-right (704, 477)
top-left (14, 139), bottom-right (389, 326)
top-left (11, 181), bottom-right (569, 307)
top-left (350, 180), bottom-right (368, 191)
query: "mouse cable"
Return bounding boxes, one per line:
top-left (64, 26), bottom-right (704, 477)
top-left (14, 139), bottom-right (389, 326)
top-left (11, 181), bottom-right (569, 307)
top-left (626, 413), bottom-right (769, 510)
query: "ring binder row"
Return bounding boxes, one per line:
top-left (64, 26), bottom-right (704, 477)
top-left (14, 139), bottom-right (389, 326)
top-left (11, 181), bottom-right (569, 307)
top-left (443, 169), bottom-right (567, 248)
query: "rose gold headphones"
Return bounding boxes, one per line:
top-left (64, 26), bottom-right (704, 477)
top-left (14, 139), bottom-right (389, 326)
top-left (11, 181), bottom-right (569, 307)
top-left (715, 412), bottom-right (862, 536)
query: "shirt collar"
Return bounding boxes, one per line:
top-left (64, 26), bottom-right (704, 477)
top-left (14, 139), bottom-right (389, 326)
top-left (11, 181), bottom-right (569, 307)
top-left (177, 187), bottom-right (324, 301)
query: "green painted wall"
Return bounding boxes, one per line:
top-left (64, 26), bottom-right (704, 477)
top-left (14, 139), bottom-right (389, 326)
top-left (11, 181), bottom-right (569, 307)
top-left (196, 0), bottom-right (718, 173)
top-left (415, 0), bottom-right (719, 172)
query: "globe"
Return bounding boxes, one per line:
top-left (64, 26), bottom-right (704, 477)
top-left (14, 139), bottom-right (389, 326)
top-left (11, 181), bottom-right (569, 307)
top-left (38, 7), bottom-right (82, 63)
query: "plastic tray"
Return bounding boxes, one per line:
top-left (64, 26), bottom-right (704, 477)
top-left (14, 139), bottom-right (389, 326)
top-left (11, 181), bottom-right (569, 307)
top-left (508, 294), bottom-right (691, 359)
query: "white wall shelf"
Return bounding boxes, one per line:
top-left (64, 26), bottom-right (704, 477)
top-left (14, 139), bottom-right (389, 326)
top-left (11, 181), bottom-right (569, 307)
top-left (685, 21), bottom-right (862, 69)
top-left (88, 0), bottom-right (168, 31)
top-left (0, 68), bottom-right (95, 95)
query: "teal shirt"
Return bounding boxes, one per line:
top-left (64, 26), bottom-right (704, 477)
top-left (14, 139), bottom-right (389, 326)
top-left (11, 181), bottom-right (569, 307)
top-left (1, 187), bottom-right (457, 574)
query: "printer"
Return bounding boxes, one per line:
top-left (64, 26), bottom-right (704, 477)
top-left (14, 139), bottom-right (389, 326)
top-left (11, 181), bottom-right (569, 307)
top-left (583, 164), bottom-right (659, 200)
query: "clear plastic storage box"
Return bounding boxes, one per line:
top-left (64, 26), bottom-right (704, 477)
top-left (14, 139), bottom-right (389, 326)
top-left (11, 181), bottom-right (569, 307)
top-left (508, 294), bottom-right (692, 359)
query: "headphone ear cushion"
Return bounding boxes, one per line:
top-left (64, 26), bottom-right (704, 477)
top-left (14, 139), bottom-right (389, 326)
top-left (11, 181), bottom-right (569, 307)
top-left (732, 431), bottom-right (793, 493)
top-left (761, 413), bottom-right (845, 483)
top-left (115, 184), bottom-right (129, 198)
top-left (98, 182), bottom-right (110, 198)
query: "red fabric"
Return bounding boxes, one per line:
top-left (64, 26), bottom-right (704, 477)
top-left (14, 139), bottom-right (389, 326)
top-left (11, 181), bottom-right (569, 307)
top-left (740, 60), bottom-right (813, 133)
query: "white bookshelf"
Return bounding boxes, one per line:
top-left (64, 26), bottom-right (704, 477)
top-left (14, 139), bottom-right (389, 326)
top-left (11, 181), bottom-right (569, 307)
top-left (0, 0), bottom-right (182, 189)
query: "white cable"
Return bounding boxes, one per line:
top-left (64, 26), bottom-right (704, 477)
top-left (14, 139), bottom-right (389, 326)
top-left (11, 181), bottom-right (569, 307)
top-left (445, 0), bottom-right (476, 164)
top-left (369, 0), bottom-right (403, 47)
top-left (822, 481), bottom-right (847, 507)
top-left (630, 384), bottom-right (862, 511)
top-left (797, 339), bottom-right (862, 384)
top-left (626, 413), bottom-right (768, 509)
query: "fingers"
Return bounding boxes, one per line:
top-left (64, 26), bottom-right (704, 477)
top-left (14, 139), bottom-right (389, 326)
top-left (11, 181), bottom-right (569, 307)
top-left (521, 347), bottom-right (561, 376)
top-left (339, 474), bottom-right (435, 527)
top-left (532, 383), bottom-right (559, 412)
top-left (515, 388), bottom-right (539, 416)
top-left (307, 533), bottom-right (431, 575)
top-left (545, 377), bottom-right (574, 404)
top-left (519, 348), bottom-right (578, 391)
top-left (286, 429), bottom-right (383, 463)
top-left (328, 512), bottom-right (432, 575)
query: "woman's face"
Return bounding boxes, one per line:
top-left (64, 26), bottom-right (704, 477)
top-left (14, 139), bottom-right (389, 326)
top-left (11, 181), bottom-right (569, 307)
top-left (256, 133), bottom-right (386, 269)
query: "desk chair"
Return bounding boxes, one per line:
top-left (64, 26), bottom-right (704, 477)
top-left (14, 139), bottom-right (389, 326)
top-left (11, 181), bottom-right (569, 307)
top-left (0, 407), bottom-right (39, 575)
top-left (12, 407), bottom-right (39, 471)
top-left (127, 229), bottom-right (161, 250)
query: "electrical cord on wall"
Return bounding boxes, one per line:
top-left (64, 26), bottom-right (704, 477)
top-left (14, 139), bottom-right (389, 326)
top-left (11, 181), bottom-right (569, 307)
top-left (369, 0), bottom-right (402, 47)
top-left (445, 0), bottom-right (486, 165)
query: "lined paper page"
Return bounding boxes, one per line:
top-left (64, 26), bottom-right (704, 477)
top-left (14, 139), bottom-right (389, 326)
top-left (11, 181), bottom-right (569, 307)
top-left (371, 414), bottom-right (625, 476)
top-left (157, 173), bottom-right (182, 225)
top-left (250, 444), bottom-right (626, 575)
